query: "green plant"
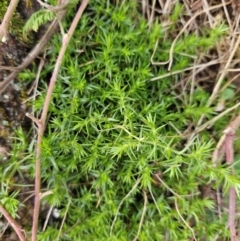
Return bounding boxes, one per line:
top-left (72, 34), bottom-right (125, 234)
top-left (2, 1), bottom-right (237, 240)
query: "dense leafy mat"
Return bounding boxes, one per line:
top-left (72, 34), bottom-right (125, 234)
top-left (2, 1), bottom-right (240, 240)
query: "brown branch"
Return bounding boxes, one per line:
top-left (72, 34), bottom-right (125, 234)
top-left (226, 114), bottom-right (240, 134)
top-left (225, 132), bottom-right (236, 241)
top-left (232, 0), bottom-right (240, 15)
top-left (0, 0), bottom-right (20, 42)
top-left (30, 0), bottom-right (90, 240)
top-left (213, 114), bottom-right (240, 241)
top-left (0, 203), bottom-right (27, 241)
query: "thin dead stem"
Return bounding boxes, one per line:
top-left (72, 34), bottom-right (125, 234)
top-left (30, 1), bottom-right (90, 240)
top-left (110, 178), bottom-right (141, 236)
top-left (195, 102), bottom-right (240, 134)
top-left (151, 51), bottom-right (226, 81)
top-left (150, 2), bottom-right (231, 71)
top-left (212, 114), bottom-right (240, 240)
top-left (56, 199), bottom-right (71, 241)
top-left (221, 0), bottom-right (233, 31)
top-left (0, 0), bottom-right (20, 42)
top-left (132, 190), bottom-right (148, 241)
top-left (225, 132), bottom-right (236, 241)
top-left (0, 203), bottom-right (27, 241)
top-left (42, 205), bottom-right (54, 232)
top-left (0, 222), bottom-right (9, 239)
top-left (148, 0), bottom-right (156, 25)
top-left (148, 188), bottom-right (162, 215)
top-left (27, 51), bottom-right (47, 95)
top-left (207, 33), bottom-right (240, 107)
top-left (154, 174), bottom-right (183, 200)
top-left (174, 198), bottom-right (197, 241)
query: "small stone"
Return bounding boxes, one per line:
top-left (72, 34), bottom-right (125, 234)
top-left (2, 120), bottom-right (9, 126)
top-left (3, 94), bottom-right (9, 100)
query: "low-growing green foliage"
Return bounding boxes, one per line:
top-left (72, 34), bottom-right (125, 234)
top-left (1, 1), bottom-right (237, 240)
top-left (23, 9), bottom-right (55, 37)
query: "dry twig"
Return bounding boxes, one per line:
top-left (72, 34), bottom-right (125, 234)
top-left (0, 0), bottom-right (20, 41)
top-left (28, 1), bottom-right (90, 240)
top-left (132, 191), bottom-right (148, 241)
top-left (0, 203), bottom-right (26, 241)
top-left (232, 0), bottom-right (240, 16)
top-left (212, 114), bottom-right (240, 241)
